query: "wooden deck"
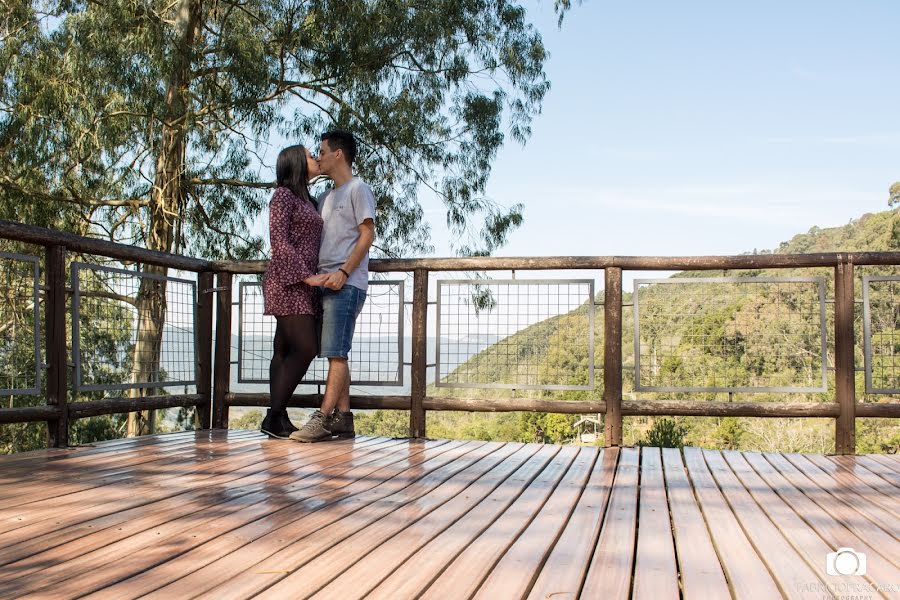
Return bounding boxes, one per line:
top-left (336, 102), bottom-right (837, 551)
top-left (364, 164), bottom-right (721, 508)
top-left (0, 431), bottom-right (899, 599)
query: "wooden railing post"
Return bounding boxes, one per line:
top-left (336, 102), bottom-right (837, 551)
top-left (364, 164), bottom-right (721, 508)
top-left (604, 267), bottom-right (623, 446)
top-left (212, 271), bottom-right (232, 429)
top-left (410, 268), bottom-right (428, 438)
top-left (196, 271), bottom-right (214, 429)
top-left (834, 258), bottom-right (856, 454)
top-left (45, 245), bottom-right (68, 447)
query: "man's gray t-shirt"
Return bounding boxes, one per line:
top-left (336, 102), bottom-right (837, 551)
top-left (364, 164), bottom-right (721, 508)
top-left (317, 177), bottom-right (376, 292)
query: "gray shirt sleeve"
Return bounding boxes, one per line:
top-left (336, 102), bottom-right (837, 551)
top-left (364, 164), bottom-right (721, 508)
top-left (352, 183), bottom-right (376, 225)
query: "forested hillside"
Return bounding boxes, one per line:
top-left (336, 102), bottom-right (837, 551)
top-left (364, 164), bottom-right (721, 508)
top-left (357, 208), bottom-right (900, 453)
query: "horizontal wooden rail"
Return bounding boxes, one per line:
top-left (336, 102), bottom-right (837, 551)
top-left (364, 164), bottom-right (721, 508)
top-left (67, 394), bottom-right (205, 419)
top-left (0, 220), bottom-right (213, 272)
top-left (622, 400), bottom-right (839, 418)
top-left (855, 403), bottom-right (900, 418)
top-left (0, 406), bottom-right (62, 424)
top-left (227, 393), bottom-right (879, 420)
top-left (214, 251), bottom-right (900, 274)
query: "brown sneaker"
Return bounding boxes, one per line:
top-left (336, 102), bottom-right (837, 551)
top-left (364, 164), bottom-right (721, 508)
top-left (328, 410), bottom-right (355, 438)
top-left (289, 410), bottom-right (331, 443)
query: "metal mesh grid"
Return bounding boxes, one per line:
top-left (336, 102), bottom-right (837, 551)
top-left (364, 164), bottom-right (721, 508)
top-left (863, 276), bottom-right (900, 393)
top-left (436, 279), bottom-right (594, 390)
top-left (238, 281), bottom-right (404, 385)
top-left (634, 277), bottom-right (827, 393)
top-left (72, 263), bottom-right (197, 391)
top-left (0, 253), bottom-right (40, 395)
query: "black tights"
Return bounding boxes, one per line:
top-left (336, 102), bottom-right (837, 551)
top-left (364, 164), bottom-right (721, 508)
top-left (269, 315), bottom-right (318, 412)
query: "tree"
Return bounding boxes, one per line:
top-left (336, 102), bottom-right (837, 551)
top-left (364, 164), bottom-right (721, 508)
top-left (2, 0), bottom-right (574, 434)
top-left (639, 417), bottom-right (687, 449)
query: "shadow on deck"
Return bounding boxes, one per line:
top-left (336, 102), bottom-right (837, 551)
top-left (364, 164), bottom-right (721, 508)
top-left (0, 430), bottom-right (898, 599)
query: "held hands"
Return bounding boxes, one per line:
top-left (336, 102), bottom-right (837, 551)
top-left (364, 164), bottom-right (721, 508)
top-left (303, 274), bottom-right (328, 287)
top-left (320, 270), bottom-right (347, 290)
top-left (303, 270), bottom-right (347, 290)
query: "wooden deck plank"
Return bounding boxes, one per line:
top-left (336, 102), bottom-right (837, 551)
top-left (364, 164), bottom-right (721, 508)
top-left (632, 447), bottom-right (679, 600)
top-left (161, 440), bottom-right (500, 600)
top-left (0, 438), bottom-right (265, 539)
top-left (661, 447), bottom-right (730, 600)
top-left (764, 452), bottom-right (900, 570)
top-left (846, 455), bottom-right (900, 489)
top-left (0, 430), bottom-right (218, 466)
top-left (469, 447), bottom-right (598, 600)
top-left (703, 449), bottom-right (828, 599)
top-left (579, 447), bottom-right (641, 600)
top-left (742, 452), bottom-right (900, 590)
top-left (0, 436), bottom-right (897, 600)
top-left (92, 439), bottom-right (453, 600)
top-left (785, 453), bottom-right (900, 533)
top-left (365, 444), bottom-right (562, 600)
top-left (832, 455), bottom-right (900, 494)
top-left (0, 436), bottom-right (266, 510)
top-left (273, 442), bottom-right (533, 598)
top-left (29, 438), bottom-right (449, 600)
top-left (0, 432), bottom-right (238, 486)
top-left (416, 445), bottom-right (581, 600)
top-left (723, 450), bottom-right (888, 597)
top-left (78, 438), bottom-right (479, 600)
top-left (0, 430), bottom-right (258, 476)
top-left (525, 447), bottom-right (618, 600)
top-left (0, 437), bottom-right (393, 571)
top-left (683, 447), bottom-right (782, 600)
top-left (0, 435), bottom-right (367, 547)
top-left (185, 442), bottom-right (486, 599)
top-left (0, 437), bottom-right (419, 598)
top-left (0, 432), bottom-right (264, 492)
top-left (306, 443), bottom-right (544, 600)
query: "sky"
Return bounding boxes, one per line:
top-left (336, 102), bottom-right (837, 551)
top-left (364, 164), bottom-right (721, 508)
top-left (416, 0), bottom-right (900, 259)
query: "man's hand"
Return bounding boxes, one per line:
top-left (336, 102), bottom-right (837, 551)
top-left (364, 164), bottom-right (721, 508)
top-left (321, 270), bottom-right (347, 290)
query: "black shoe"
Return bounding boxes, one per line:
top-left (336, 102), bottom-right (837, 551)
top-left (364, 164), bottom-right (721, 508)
top-left (328, 410), bottom-right (355, 438)
top-left (280, 411), bottom-right (299, 435)
top-left (261, 409), bottom-right (297, 439)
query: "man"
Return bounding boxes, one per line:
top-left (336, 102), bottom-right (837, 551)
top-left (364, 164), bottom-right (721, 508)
top-left (291, 130), bottom-right (376, 442)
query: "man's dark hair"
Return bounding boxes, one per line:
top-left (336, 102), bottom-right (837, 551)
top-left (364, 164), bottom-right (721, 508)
top-left (321, 130), bottom-right (357, 166)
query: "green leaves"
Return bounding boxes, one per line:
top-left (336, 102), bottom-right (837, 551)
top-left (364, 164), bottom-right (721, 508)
top-left (1, 0), bottom-right (574, 258)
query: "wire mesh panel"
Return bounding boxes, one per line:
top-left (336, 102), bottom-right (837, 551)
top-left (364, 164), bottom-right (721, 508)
top-left (863, 276), bottom-right (900, 393)
top-left (436, 279), bottom-right (595, 390)
top-left (634, 277), bottom-right (827, 393)
top-left (238, 281), bottom-right (404, 385)
top-left (0, 252), bottom-right (40, 396)
top-left (72, 263), bottom-right (198, 392)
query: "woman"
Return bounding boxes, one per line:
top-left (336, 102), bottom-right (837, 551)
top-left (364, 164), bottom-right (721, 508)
top-left (260, 145), bottom-right (323, 438)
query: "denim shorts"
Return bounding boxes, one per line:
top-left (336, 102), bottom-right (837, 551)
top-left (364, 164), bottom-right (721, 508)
top-left (319, 285), bottom-right (367, 359)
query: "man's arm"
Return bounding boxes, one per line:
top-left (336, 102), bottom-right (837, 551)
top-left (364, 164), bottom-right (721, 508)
top-left (322, 218), bottom-right (375, 290)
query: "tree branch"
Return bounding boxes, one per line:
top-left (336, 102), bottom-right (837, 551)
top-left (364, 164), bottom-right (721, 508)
top-left (189, 178), bottom-right (273, 189)
top-left (0, 178), bottom-right (149, 208)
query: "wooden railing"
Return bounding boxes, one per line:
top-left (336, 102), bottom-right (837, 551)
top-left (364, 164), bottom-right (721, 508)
top-left (3, 220), bottom-right (900, 454)
top-left (0, 221), bottom-right (215, 447)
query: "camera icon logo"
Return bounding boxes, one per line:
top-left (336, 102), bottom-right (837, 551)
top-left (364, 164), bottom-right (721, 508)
top-left (826, 548), bottom-right (867, 576)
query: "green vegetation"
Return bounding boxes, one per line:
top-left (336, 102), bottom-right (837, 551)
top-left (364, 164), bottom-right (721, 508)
top-left (639, 418), bottom-right (688, 449)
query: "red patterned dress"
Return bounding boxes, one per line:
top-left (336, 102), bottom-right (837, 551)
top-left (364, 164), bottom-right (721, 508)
top-left (263, 187), bottom-right (323, 316)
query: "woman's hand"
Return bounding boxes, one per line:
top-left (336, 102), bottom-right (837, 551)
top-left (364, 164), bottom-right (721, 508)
top-left (303, 274), bottom-right (328, 286)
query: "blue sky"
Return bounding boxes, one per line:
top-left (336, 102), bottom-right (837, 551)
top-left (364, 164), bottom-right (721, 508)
top-left (418, 0), bottom-right (900, 258)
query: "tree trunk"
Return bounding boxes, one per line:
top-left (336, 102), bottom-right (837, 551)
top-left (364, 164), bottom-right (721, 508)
top-left (127, 0), bottom-right (202, 436)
